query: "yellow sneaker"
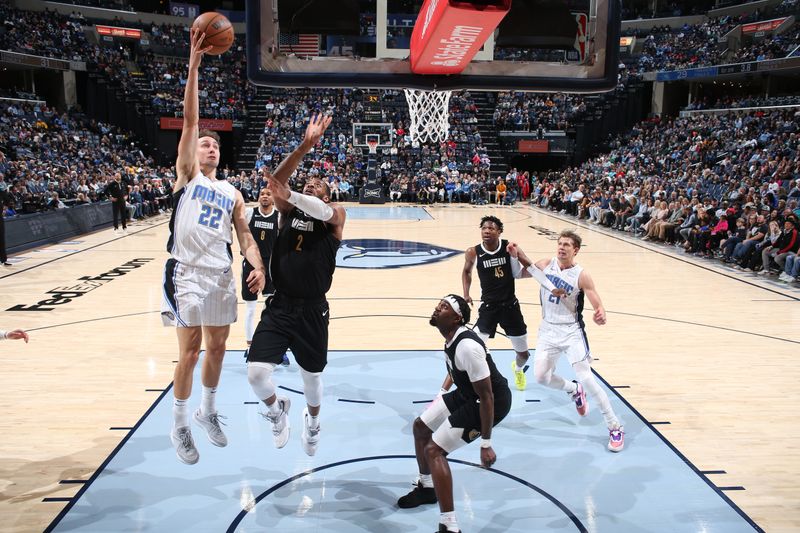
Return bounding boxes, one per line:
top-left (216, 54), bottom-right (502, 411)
top-left (511, 360), bottom-right (526, 391)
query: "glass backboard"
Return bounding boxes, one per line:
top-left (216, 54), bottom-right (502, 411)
top-left (246, 0), bottom-right (621, 93)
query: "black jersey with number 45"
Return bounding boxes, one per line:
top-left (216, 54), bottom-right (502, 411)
top-left (271, 207), bottom-right (340, 299)
top-left (475, 239), bottom-right (515, 304)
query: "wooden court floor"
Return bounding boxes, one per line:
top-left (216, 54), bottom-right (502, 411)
top-left (0, 203), bottom-right (798, 532)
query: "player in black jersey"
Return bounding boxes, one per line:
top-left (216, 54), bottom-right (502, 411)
top-left (397, 294), bottom-right (511, 533)
top-left (462, 215), bottom-right (531, 391)
top-left (246, 114), bottom-right (346, 457)
top-left (242, 186), bottom-right (285, 362)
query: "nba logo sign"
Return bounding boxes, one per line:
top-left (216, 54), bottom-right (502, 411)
top-left (572, 13), bottom-right (587, 63)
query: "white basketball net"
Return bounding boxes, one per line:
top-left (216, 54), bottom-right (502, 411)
top-left (404, 88), bottom-right (452, 144)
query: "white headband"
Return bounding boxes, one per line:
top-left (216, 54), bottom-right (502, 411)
top-left (442, 296), bottom-right (463, 318)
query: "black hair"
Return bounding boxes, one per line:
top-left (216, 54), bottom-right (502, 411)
top-left (445, 294), bottom-right (471, 325)
top-left (479, 215), bottom-right (503, 232)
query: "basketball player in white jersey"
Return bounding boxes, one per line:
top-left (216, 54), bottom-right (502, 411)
top-left (508, 231), bottom-right (624, 452)
top-left (161, 28), bottom-right (266, 465)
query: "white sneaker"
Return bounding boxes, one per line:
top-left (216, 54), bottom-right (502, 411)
top-left (262, 396), bottom-right (291, 448)
top-left (301, 407), bottom-right (320, 456)
top-left (193, 408), bottom-right (228, 447)
top-left (170, 426), bottom-right (199, 465)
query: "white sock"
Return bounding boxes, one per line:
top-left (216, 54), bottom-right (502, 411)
top-left (307, 413), bottom-right (320, 430)
top-left (440, 511), bottom-right (459, 532)
top-left (244, 300), bottom-right (258, 342)
top-left (201, 386), bottom-right (217, 415)
top-left (419, 473), bottom-right (433, 488)
top-left (173, 398), bottom-right (189, 428)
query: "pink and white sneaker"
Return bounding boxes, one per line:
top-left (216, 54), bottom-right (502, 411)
top-left (571, 380), bottom-right (587, 416)
top-left (608, 426), bottom-right (625, 452)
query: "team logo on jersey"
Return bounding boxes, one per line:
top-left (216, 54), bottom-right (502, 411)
top-left (336, 239), bottom-right (460, 269)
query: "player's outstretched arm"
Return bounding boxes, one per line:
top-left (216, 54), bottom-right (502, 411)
top-left (175, 28), bottom-right (212, 192)
top-left (507, 242), bottom-right (566, 297)
top-left (579, 270), bottom-right (606, 325)
top-left (271, 114), bottom-right (332, 186)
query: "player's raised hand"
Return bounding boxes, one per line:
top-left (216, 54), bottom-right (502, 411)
top-left (268, 175), bottom-right (291, 203)
top-left (188, 28), bottom-right (213, 70)
top-left (303, 114), bottom-right (332, 149)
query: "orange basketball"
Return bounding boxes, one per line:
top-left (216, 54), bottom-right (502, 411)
top-left (192, 12), bottom-right (234, 55)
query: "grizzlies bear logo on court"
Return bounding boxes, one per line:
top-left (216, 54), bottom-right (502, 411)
top-left (336, 239), bottom-right (460, 269)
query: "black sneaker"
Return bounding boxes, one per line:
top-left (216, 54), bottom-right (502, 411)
top-left (398, 480), bottom-right (437, 508)
top-left (437, 524), bottom-right (460, 532)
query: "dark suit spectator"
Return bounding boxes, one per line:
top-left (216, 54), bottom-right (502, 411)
top-left (105, 172), bottom-right (128, 232)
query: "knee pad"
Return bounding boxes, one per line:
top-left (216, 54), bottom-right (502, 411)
top-left (300, 368), bottom-right (323, 407)
top-left (508, 334), bottom-right (529, 353)
top-left (247, 362), bottom-right (277, 401)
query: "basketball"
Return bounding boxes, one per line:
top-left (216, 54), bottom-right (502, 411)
top-left (192, 12), bottom-right (234, 55)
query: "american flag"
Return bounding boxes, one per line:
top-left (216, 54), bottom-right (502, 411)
top-left (278, 33), bottom-right (321, 56)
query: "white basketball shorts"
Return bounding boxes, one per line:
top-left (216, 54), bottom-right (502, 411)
top-left (534, 321), bottom-right (592, 365)
top-left (161, 258), bottom-right (237, 327)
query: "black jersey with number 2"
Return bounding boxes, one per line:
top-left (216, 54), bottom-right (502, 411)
top-left (271, 207), bottom-right (340, 299)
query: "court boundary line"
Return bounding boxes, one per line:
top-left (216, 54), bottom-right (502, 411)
top-left (43, 384), bottom-right (175, 533)
top-left (20, 307), bottom-right (800, 345)
top-left (1, 221), bottom-right (169, 280)
top-left (593, 368), bottom-right (763, 532)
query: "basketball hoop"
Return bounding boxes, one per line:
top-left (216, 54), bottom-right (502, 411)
top-left (367, 139), bottom-right (379, 155)
top-left (404, 88), bottom-right (452, 144)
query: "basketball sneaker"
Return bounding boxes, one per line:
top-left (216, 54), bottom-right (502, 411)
top-left (608, 426), bottom-right (625, 452)
top-left (170, 426), bottom-right (199, 465)
top-left (511, 361), bottom-right (527, 391)
top-left (301, 407), bottom-right (320, 456)
top-left (262, 396), bottom-right (291, 448)
top-left (571, 380), bottom-right (588, 416)
top-left (193, 408), bottom-right (228, 447)
top-left (438, 524), bottom-right (461, 532)
top-left (397, 479), bottom-right (438, 508)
